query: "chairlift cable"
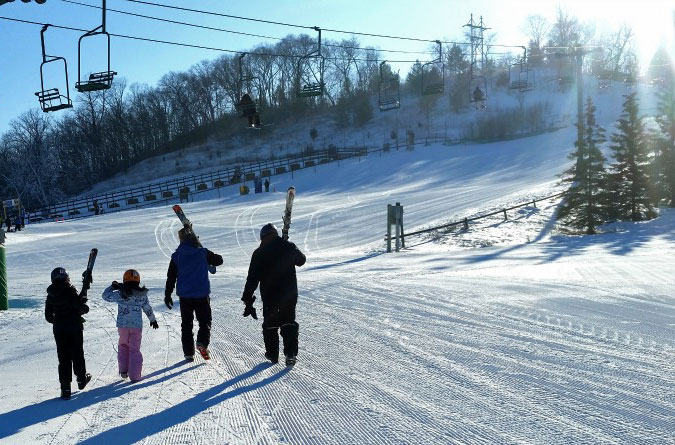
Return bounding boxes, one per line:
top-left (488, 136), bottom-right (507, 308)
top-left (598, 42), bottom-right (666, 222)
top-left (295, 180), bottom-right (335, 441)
top-left (61, 0), bottom-right (435, 55)
top-left (0, 16), bottom-right (425, 63)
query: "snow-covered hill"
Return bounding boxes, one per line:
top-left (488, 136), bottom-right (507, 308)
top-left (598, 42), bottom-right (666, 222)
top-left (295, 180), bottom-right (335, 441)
top-left (1, 125), bottom-right (673, 443)
top-left (84, 70), bottom-right (660, 197)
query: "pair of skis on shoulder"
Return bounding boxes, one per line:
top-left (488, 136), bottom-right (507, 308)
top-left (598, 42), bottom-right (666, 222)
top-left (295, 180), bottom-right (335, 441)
top-left (171, 185), bottom-right (296, 264)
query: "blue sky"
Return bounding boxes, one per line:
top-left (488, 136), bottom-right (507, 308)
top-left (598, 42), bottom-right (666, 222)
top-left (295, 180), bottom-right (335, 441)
top-left (0, 0), bottom-right (673, 133)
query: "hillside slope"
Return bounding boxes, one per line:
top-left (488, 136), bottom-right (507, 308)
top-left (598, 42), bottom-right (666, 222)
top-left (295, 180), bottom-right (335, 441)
top-left (1, 128), bottom-right (673, 444)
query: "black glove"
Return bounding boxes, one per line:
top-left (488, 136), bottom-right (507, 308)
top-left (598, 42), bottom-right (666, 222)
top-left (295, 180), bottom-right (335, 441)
top-left (164, 295), bottom-right (173, 310)
top-left (150, 320), bottom-right (159, 329)
top-left (111, 281), bottom-right (121, 290)
top-left (82, 270), bottom-right (93, 285)
top-left (243, 304), bottom-right (258, 320)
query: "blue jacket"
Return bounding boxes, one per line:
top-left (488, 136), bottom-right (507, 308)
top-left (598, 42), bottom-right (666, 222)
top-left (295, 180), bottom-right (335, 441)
top-left (166, 242), bottom-right (223, 298)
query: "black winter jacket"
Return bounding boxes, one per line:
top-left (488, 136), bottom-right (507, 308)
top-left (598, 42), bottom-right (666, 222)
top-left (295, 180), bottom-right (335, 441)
top-left (242, 236), bottom-right (306, 308)
top-left (45, 281), bottom-right (89, 331)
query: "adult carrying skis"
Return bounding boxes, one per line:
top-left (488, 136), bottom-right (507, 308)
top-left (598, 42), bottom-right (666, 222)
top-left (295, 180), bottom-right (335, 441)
top-left (165, 228), bottom-right (223, 361)
top-left (241, 223), bottom-right (306, 366)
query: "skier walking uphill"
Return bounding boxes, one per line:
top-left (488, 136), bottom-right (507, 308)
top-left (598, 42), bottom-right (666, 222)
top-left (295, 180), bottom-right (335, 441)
top-left (241, 223), bottom-right (306, 366)
top-left (102, 269), bottom-right (159, 382)
top-left (45, 267), bottom-right (92, 399)
top-left (165, 228), bottom-right (223, 361)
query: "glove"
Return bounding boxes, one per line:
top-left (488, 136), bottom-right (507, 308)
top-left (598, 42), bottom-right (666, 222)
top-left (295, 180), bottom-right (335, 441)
top-left (243, 304), bottom-right (258, 320)
top-left (164, 295), bottom-right (173, 310)
top-left (82, 270), bottom-right (93, 285)
top-left (150, 320), bottom-right (159, 330)
top-left (111, 281), bottom-right (121, 290)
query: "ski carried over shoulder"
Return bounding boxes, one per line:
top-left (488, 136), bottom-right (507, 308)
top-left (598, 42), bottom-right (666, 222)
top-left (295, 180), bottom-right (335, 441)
top-left (281, 186), bottom-right (295, 241)
top-left (81, 248), bottom-right (97, 299)
top-left (172, 205), bottom-right (216, 274)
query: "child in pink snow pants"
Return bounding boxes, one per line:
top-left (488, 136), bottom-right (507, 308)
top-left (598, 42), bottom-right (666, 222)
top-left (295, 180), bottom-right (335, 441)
top-left (102, 269), bottom-right (158, 382)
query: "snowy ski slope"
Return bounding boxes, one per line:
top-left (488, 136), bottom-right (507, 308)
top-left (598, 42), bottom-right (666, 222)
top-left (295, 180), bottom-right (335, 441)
top-left (1, 129), bottom-right (674, 444)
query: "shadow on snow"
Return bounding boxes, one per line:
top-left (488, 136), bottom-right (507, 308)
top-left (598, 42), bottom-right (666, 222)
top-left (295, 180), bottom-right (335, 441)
top-left (78, 362), bottom-right (287, 444)
top-left (0, 361), bottom-right (199, 440)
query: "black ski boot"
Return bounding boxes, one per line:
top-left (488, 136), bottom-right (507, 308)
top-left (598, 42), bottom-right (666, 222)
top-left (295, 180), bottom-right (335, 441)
top-left (60, 387), bottom-right (71, 400)
top-left (77, 373), bottom-right (92, 390)
top-left (285, 354), bottom-right (296, 367)
top-left (265, 351), bottom-right (279, 364)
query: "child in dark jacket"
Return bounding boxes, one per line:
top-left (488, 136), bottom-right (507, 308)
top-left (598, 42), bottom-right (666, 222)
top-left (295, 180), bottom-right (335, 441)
top-left (102, 269), bottom-right (158, 382)
top-left (45, 267), bottom-right (92, 399)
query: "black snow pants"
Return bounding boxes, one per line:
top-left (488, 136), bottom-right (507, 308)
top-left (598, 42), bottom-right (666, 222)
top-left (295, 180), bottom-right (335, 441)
top-left (53, 327), bottom-right (87, 389)
top-left (262, 303), bottom-right (299, 357)
top-left (179, 297), bottom-right (212, 356)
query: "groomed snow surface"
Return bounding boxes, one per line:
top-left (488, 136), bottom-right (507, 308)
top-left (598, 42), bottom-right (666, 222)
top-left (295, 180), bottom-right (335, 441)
top-left (1, 131), bottom-right (674, 444)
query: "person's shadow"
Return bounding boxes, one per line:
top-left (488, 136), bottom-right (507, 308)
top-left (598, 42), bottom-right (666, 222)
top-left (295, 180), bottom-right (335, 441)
top-left (0, 361), bottom-right (199, 440)
top-left (78, 362), bottom-right (289, 444)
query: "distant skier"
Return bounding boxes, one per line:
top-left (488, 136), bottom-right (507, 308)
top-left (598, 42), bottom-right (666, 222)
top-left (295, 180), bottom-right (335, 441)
top-left (14, 215), bottom-right (21, 231)
top-left (5, 215), bottom-right (11, 232)
top-left (102, 269), bottom-right (158, 382)
top-left (241, 223), bottom-right (306, 366)
top-left (237, 93), bottom-right (262, 128)
top-left (264, 178), bottom-right (270, 192)
top-left (45, 267), bottom-right (92, 399)
top-left (164, 228), bottom-right (223, 361)
top-left (473, 85), bottom-right (485, 108)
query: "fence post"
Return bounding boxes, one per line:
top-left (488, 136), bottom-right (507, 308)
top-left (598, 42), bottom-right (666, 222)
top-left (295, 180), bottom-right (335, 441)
top-left (386, 204), bottom-right (392, 253)
top-left (533, 200), bottom-right (537, 209)
top-left (503, 209), bottom-right (507, 220)
top-left (0, 234), bottom-right (7, 310)
top-left (463, 218), bottom-right (469, 231)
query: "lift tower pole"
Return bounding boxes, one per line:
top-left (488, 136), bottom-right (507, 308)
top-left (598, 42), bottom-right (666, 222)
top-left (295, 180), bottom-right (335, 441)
top-left (551, 46), bottom-right (601, 175)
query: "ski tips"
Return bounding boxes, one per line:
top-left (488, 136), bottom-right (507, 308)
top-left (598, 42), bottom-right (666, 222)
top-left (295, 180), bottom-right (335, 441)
top-left (172, 204), bottom-right (182, 211)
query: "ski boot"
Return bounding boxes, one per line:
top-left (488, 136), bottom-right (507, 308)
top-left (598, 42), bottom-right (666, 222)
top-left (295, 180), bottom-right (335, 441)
top-left (120, 372), bottom-right (128, 379)
top-left (285, 354), bottom-right (296, 367)
top-left (265, 351), bottom-right (279, 364)
top-left (196, 344), bottom-right (210, 360)
top-left (184, 355), bottom-right (194, 362)
top-left (77, 373), bottom-right (92, 390)
top-left (60, 386), bottom-right (71, 400)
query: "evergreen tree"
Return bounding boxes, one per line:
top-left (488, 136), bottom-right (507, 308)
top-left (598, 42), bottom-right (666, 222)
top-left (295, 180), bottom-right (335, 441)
top-left (558, 97), bottom-right (606, 234)
top-left (606, 93), bottom-right (655, 221)
top-left (653, 80), bottom-right (675, 206)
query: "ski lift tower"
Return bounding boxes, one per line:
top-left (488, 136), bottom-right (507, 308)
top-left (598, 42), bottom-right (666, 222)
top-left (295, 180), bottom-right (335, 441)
top-left (464, 14), bottom-right (490, 105)
top-left (547, 46), bottom-right (602, 173)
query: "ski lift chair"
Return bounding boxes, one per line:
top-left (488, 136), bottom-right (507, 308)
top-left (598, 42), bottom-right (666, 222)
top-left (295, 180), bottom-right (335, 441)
top-left (235, 53), bottom-right (263, 128)
top-left (598, 71), bottom-right (611, 89)
top-left (75, 0), bottom-right (117, 93)
top-left (296, 27), bottom-right (325, 98)
top-left (469, 76), bottom-right (488, 107)
top-left (421, 41), bottom-right (444, 95)
top-left (34, 25), bottom-right (73, 112)
top-left (378, 61), bottom-right (400, 112)
top-left (508, 60), bottom-right (534, 92)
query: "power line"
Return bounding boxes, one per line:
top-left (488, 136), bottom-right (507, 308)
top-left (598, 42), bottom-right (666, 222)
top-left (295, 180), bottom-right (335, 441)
top-left (120, 0), bottom-right (312, 30)
top-left (119, 0), bottom-right (533, 50)
top-left (60, 0), bottom-right (436, 55)
top-left (119, 0), bottom-right (445, 44)
top-left (0, 16), bottom-right (426, 63)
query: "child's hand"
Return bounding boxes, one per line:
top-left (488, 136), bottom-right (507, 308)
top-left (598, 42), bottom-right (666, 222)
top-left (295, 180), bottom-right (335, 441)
top-left (111, 281), bottom-right (121, 290)
top-left (150, 320), bottom-right (159, 329)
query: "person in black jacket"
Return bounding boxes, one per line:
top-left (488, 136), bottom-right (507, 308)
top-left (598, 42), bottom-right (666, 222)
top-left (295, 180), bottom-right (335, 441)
top-left (164, 228), bottom-right (224, 361)
top-left (45, 267), bottom-right (92, 399)
top-left (236, 93), bottom-right (262, 128)
top-left (241, 223), bottom-right (306, 366)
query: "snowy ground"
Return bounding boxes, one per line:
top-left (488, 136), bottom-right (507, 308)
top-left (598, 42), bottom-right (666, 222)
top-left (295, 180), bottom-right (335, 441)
top-left (1, 134), bottom-right (674, 444)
